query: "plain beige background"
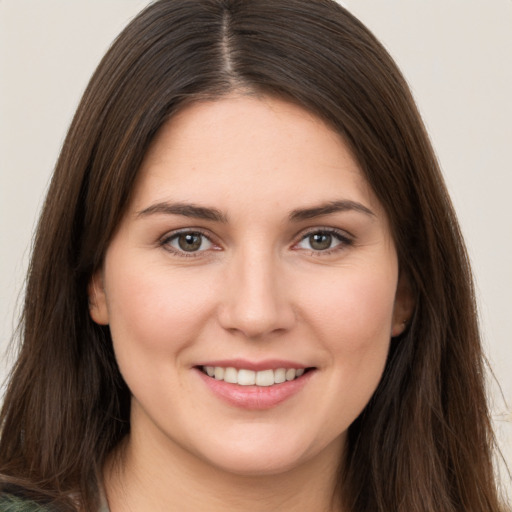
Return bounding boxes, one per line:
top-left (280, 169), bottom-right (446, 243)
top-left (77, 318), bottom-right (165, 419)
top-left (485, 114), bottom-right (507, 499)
top-left (0, 0), bottom-right (510, 493)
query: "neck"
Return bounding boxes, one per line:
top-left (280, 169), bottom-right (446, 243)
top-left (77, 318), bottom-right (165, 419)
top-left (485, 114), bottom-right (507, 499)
top-left (104, 424), bottom-right (345, 512)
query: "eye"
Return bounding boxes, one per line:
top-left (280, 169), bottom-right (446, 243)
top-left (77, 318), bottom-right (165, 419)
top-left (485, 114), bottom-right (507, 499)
top-left (296, 229), bottom-right (352, 252)
top-left (163, 231), bottom-right (214, 254)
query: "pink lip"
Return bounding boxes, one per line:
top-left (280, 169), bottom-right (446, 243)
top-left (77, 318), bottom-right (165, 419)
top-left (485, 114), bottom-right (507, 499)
top-left (195, 359), bottom-right (308, 371)
top-left (195, 367), bottom-right (314, 410)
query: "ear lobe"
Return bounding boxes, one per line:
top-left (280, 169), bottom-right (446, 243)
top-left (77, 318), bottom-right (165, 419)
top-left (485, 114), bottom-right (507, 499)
top-left (391, 272), bottom-right (415, 337)
top-left (88, 270), bottom-right (109, 325)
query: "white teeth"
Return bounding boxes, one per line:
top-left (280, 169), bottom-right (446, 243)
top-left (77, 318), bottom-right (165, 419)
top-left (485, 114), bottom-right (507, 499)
top-left (274, 368), bottom-right (286, 384)
top-left (223, 367), bottom-right (238, 384)
top-left (285, 368), bottom-right (296, 381)
top-left (255, 369), bottom-right (275, 387)
top-left (237, 369), bottom-right (256, 386)
top-left (203, 366), bottom-right (307, 386)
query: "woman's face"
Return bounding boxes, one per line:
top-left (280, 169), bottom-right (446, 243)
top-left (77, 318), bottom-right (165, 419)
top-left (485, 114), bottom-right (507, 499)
top-left (90, 95), bottom-right (411, 477)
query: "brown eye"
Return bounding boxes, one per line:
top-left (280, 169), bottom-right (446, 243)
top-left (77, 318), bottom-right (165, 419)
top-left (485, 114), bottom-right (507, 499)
top-left (165, 231), bottom-right (213, 254)
top-left (178, 233), bottom-right (203, 251)
top-left (296, 229), bottom-right (351, 253)
top-left (308, 233), bottom-right (333, 251)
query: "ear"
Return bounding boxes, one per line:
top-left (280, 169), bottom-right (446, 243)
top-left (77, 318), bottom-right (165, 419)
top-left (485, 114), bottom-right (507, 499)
top-left (88, 270), bottom-right (109, 325)
top-left (391, 272), bottom-right (415, 337)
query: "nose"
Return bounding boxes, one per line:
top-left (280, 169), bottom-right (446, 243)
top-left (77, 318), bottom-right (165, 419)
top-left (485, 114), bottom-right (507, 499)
top-left (217, 247), bottom-right (296, 339)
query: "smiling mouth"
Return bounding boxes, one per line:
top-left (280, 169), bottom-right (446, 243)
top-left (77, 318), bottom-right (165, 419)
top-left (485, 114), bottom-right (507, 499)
top-left (199, 366), bottom-right (313, 387)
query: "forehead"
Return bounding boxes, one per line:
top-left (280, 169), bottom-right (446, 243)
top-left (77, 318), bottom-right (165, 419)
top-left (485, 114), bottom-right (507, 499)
top-left (131, 94), bottom-right (382, 218)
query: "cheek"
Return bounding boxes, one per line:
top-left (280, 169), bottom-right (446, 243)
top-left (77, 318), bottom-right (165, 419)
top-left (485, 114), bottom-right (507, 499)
top-left (297, 268), bottom-right (397, 430)
top-left (301, 267), bottom-right (397, 346)
top-left (104, 257), bottom-right (218, 364)
top-left (297, 263), bottom-right (397, 415)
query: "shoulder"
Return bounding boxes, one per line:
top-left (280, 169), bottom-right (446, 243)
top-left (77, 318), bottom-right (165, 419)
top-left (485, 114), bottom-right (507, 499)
top-left (0, 493), bottom-right (50, 511)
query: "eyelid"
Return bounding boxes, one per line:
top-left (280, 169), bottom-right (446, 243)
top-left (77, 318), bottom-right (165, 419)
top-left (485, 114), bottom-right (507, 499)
top-left (292, 227), bottom-right (354, 253)
top-left (159, 228), bottom-right (221, 257)
top-left (158, 226), bottom-right (353, 258)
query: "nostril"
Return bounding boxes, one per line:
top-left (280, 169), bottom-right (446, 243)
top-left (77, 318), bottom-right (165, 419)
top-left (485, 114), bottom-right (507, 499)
top-left (216, 278), bottom-right (296, 338)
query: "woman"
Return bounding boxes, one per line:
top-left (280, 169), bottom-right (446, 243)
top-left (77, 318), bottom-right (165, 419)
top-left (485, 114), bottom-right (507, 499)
top-left (0, 0), bottom-right (506, 510)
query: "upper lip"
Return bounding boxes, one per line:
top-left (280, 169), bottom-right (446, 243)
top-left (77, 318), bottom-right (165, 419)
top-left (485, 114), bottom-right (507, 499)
top-left (194, 359), bottom-right (310, 371)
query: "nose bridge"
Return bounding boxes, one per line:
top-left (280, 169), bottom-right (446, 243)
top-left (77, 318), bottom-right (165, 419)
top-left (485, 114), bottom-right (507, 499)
top-left (219, 243), bottom-right (294, 338)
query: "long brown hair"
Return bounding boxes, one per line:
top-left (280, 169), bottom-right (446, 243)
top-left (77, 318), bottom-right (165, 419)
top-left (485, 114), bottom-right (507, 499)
top-left (0, 0), bottom-right (505, 510)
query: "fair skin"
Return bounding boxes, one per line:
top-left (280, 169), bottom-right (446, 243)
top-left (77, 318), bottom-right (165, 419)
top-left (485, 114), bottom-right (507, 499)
top-left (90, 94), bottom-right (412, 512)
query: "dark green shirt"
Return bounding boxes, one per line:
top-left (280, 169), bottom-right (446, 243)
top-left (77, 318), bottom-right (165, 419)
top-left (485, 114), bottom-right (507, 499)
top-left (0, 494), bottom-right (50, 511)
top-left (0, 494), bottom-right (109, 512)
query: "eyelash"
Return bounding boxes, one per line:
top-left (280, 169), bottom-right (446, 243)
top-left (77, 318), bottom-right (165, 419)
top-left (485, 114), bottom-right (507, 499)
top-left (294, 228), bottom-right (354, 256)
top-left (159, 229), bottom-right (218, 258)
top-left (159, 228), bottom-right (353, 258)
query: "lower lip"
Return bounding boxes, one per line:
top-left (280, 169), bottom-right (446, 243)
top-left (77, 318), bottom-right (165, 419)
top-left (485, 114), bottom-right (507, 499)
top-left (196, 369), bottom-right (314, 410)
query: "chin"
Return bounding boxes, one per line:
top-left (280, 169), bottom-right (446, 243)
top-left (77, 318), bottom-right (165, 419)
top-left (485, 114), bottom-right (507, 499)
top-left (203, 449), bottom-right (308, 477)
top-left (190, 427), bottom-right (342, 477)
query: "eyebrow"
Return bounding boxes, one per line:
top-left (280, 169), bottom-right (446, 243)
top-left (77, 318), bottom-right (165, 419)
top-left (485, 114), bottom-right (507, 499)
top-left (136, 202), bottom-right (228, 223)
top-left (136, 199), bottom-right (374, 223)
top-left (288, 200), bottom-right (375, 221)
